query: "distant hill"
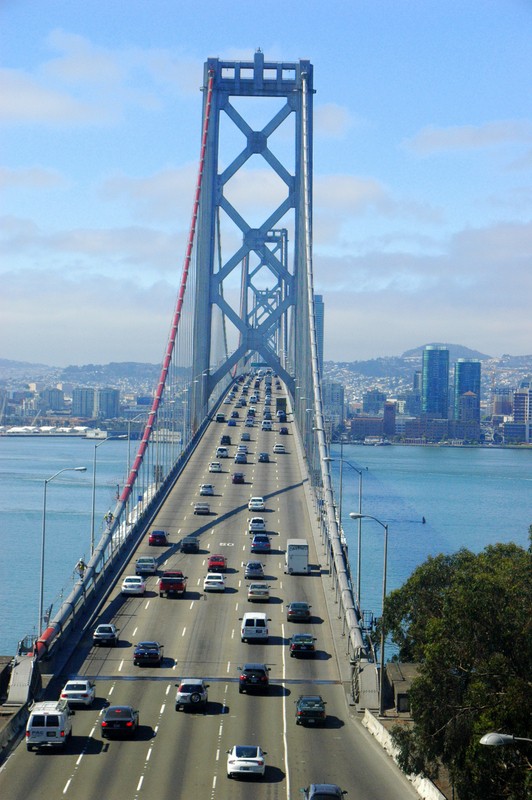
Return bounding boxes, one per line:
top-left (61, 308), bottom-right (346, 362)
top-left (401, 343), bottom-right (491, 360)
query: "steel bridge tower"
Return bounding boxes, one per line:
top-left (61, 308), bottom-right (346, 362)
top-left (191, 51), bottom-right (314, 425)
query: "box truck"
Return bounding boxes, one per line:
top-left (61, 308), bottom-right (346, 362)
top-left (284, 538), bottom-right (310, 574)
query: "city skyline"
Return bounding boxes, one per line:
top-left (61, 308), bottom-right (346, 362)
top-left (2, 1), bottom-right (531, 366)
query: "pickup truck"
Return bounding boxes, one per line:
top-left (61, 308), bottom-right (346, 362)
top-left (295, 695), bottom-right (327, 726)
top-left (158, 570), bottom-right (188, 597)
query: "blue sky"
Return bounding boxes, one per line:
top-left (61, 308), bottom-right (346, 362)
top-left (2, 0), bottom-right (531, 365)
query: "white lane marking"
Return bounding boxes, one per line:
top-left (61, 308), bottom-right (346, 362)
top-left (76, 754), bottom-right (83, 766)
top-left (212, 776), bottom-right (217, 789)
top-left (154, 724), bottom-right (159, 734)
top-left (166, 684), bottom-right (171, 696)
top-left (189, 601), bottom-right (194, 610)
top-left (132, 627), bottom-right (138, 637)
top-left (146, 747), bottom-right (152, 761)
top-left (182, 627), bottom-right (187, 637)
top-left (108, 686), bottom-right (114, 695)
top-left (231, 628), bottom-right (235, 639)
top-left (160, 704), bottom-right (165, 714)
top-left (226, 661), bottom-right (231, 673)
top-left (216, 748), bottom-right (220, 761)
top-left (137, 776), bottom-right (144, 791)
top-left (281, 621), bottom-right (291, 800)
top-left (89, 726), bottom-right (96, 736)
top-left (118, 660), bottom-right (124, 672)
top-left (63, 779), bottom-right (71, 794)
top-left (145, 600), bottom-right (150, 610)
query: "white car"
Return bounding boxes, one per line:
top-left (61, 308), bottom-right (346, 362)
top-left (200, 483), bottom-right (215, 496)
top-left (203, 573), bottom-right (226, 592)
top-left (248, 516), bottom-right (266, 532)
top-left (60, 678), bottom-right (96, 707)
top-left (273, 443), bottom-right (286, 454)
top-left (227, 745), bottom-right (267, 778)
top-left (248, 497), bottom-right (265, 511)
top-left (121, 575), bottom-right (147, 595)
top-left (209, 462), bottom-right (222, 473)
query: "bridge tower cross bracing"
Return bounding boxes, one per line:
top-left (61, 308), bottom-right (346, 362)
top-left (190, 50), bottom-right (314, 425)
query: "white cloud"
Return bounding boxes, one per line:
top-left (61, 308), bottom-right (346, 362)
top-left (0, 166), bottom-right (66, 190)
top-left (315, 103), bottom-right (356, 139)
top-left (405, 120), bottom-right (532, 155)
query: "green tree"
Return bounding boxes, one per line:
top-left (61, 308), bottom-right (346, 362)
top-left (386, 541), bottom-right (531, 800)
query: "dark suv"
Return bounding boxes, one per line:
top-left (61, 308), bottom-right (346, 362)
top-left (238, 663), bottom-right (270, 694)
top-left (302, 785), bottom-right (347, 800)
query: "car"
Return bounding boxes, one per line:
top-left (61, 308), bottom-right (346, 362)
top-left (232, 471), bottom-right (245, 484)
top-left (248, 516), bottom-right (266, 532)
top-left (247, 582), bottom-right (271, 602)
top-left (224, 396), bottom-right (232, 404)
top-left (295, 695), bottom-right (327, 725)
top-left (289, 632), bottom-right (316, 657)
top-left (302, 784), bottom-right (347, 800)
top-left (237, 444), bottom-right (248, 453)
top-left (220, 434), bottom-right (231, 445)
top-left (279, 426), bottom-right (289, 435)
top-left (245, 418), bottom-right (254, 427)
top-left (231, 410), bottom-right (240, 418)
top-left (181, 536), bottom-right (199, 553)
top-left (149, 529), bottom-right (168, 546)
top-left (93, 623), bottom-right (119, 646)
top-left (208, 553), bottom-right (227, 571)
top-left (209, 461), bottom-right (222, 473)
top-left (238, 662), bottom-right (270, 694)
top-left (251, 533), bottom-right (271, 553)
top-left (135, 556), bottom-right (157, 575)
top-left (215, 413), bottom-right (225, 423)
top-left (133, 640), bottom-right (164, 666)
top-left (263, 410), bottom-right (272, 419)
top-left (121, 575), bottom-right (146, 596)
top-left (258, 452), bottom-right (270, 463)
top-left (158, 570), bottom-right (187, 597)
top-left (216, 446), bottom-right (229, 458)
top-left (193, 502), bottom-right (210, 515)
top-left (227, 745), bottom-right (267, 779)
top-left (228, 418), bottom-right (236, 426)
top-left (234, 452), bottom-right (247, 464)
top-left (60, 678), bottom-right (96, 707)
top-left (203, 573), bottom-right (226, 592)
top-left (100, 705), bottom-right (139, 739)
top-left (241, 431), bottom-right (251, 441)
top-left (244, 561), bottom-right (265, 579)
top-left (273, 443), bottom-right (286, 454)
top-left (286, 601), bottom-right (312, 621)
top-left (199, 483), bottom-right (215, 496)
top-left (248, 496), bottom-right (265, 511)
top-left (175, 678), bottom-right (209, 711)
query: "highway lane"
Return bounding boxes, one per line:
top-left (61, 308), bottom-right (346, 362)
top-left (0, 381), bottom-right (418, 800)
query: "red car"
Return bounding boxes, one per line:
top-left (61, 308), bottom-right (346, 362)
top-left (208, 554), bottom-right (227, 572)
top-left (158, 570), bottom-right (187, 597)
top-left (149, 529), bottom-right (168, 546)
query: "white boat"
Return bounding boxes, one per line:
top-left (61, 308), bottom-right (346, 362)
top-left (85, 429), bottom-right (108, 440)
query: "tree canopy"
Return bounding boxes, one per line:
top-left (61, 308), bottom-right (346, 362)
top-left (385, 538), bottom-right (531, 800)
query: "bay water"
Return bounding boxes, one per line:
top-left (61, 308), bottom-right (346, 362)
top-left (0, 438), bottom-right (530, 655)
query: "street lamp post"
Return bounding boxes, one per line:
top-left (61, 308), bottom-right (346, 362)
top-left (480, 733), bottom-right (532, 747)
top-left (91, 436), bottom-right (126, 556)
top-left (39, 466), bottom-right (86, 639)
top-left (349, 512), bottom-right (389, 717)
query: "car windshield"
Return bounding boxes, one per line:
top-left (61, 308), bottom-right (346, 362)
top-left (65, 682), bottom-right (87, 691)
top-left (234, 746), bottom-right (259, 758)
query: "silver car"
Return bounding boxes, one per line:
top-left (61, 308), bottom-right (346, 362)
top-left (175, 678), bottom-right (209, 711)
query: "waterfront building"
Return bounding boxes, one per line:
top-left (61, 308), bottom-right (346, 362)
top-left (383, 401), bottom-right (396, 437)
top-left (490, 386), bottom-right (514, 417)
top-left (322, 380), bottom-right (345, 429)
top-left (314, 293), bottom-right (324, 376)
top-left (510, 385), bottom-right (532, 443)
top-left (72, 387), bottom-right (96, 418)
top-left (363, 389), bottom-right (387, 414)
top-left (421, 346), bottom-right (449, 418)
top-left (453, 359), bottom-right (481, 421)
top-left (97, 387), bottom-right (120, 419)
top-left (39, 388), bottom-right (65, 412)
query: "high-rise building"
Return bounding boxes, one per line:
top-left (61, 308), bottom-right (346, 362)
top-left (453, 359), bottom-right (481, 421)
top-left (362, 389), bottom-right (387, 414)
top-left (421, 346), bottom-right (449, 418)
top-left (322, 380), bottom-right (344, 428)
top-left (314, 294), bottom-right (324, 376)
top-left (97, 388), bottom-right (120, 419)
top-left (72, 388), bottom-right (96, 418)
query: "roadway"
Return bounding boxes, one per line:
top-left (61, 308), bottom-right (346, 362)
top-left (0, 380), bottom-right (418, 800)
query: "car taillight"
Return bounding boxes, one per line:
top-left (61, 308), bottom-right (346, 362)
top-left (60, 730), bottom-right (66, 738)
top-left (101, 721), bottom-right (108, 727)
top-left (61, 692), bottom-right (67, 698)
top-left (126, 721), bottom-right (133, 727)
top-left (25, 731), bottom-right (30, 738)
top-left (257, 760), bottom-right (264, 766)
top-left (260, 675), bottom-right (267, 682)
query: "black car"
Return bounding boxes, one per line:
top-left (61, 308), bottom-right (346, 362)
top-left (289, 633), bottom-right (316, 657)
top-left (238, 662), bottom-right (270, 694)
top-left (133, 641), bottom-right (164, 666)
top-left (286, 601), bottom-right (312, 621)
top-left (181, 536), bottom-right (199, 553)
top-left (279, 426), bottom-right (289, 435)
top-left (295, 695), bottom-right (327, 725)
top-left (232, 472), bottom-right (245, 484)
top-left (101, 705), bottom-right (139, 738)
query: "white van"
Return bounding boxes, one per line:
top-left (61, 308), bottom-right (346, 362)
top-left (26, 700), bottom-right (73, 751)
top-left (240, 612), bottom-right (270, 642)
top-left (261, 420), bottom-right (272, 431)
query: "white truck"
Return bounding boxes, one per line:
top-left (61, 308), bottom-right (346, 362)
top-left (284, 538), bottom-right (310, 574)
